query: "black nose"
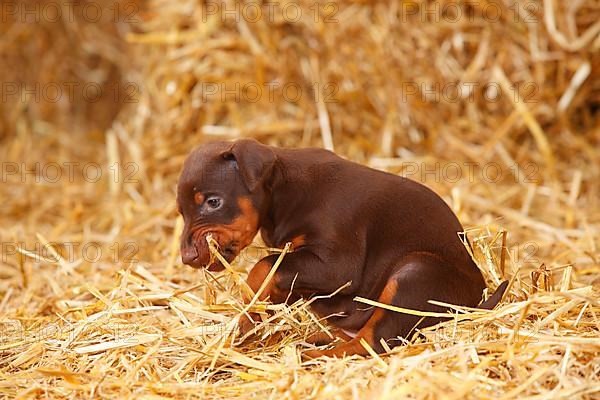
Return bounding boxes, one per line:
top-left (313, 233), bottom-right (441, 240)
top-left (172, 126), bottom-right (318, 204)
top-left (181, 245), bottom-right (198, 264)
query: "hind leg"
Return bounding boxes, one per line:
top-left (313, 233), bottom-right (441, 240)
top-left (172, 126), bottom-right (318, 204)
top-left (303, 252), bottom-right (482, 358)
top-left (305, 328), bottom-right (355, 345)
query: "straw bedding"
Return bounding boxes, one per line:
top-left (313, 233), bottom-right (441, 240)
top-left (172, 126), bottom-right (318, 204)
top-left (1, 0), bottom-right (599, 398)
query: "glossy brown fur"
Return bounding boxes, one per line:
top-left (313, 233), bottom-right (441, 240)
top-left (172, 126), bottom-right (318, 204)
top-left (177, 139), bottom-right (507, 358)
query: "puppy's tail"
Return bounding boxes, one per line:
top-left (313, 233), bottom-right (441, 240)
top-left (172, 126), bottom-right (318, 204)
top-left (477, 280), bottom-right (509, 310)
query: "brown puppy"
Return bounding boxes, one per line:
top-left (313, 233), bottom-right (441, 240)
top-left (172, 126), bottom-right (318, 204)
top-left (177, 139), bottom-right (507, 357)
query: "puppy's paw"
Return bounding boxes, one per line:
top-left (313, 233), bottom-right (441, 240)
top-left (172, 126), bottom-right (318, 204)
top-left (302, 348), bottom-right (328, 360)
top-left (237, 313), bottom-right (260, 339)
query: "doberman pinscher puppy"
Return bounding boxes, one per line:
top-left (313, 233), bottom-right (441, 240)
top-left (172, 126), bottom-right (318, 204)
top-left (177, 139), bottom-right (507, 358)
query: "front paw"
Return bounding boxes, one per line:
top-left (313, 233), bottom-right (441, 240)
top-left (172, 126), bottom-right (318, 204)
top-left (302, 348), bottom-right (329, 360)
top-left (237, 313), bottom-right (260, 339)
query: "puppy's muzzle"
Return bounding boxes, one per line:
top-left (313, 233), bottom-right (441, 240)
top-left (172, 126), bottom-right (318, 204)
top-left (181, 227), bottom-right (239, 271)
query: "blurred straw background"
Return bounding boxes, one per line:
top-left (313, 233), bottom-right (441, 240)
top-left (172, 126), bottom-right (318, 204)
top-left (1, 0), bottom-right (599, 398)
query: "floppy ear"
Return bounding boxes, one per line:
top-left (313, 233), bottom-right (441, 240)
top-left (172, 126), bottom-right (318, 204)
top-left (221, 139), bottom-right (276, 191)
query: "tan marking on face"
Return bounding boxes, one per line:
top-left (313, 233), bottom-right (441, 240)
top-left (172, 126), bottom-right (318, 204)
top-left (194, 192), bottom-right (205, 205)
top-left (213, 197), bottom-right (259, 248)
top-left (230, 197), bottom-right (260, 247)
top-left (192, 196), bottom-right (260, 264)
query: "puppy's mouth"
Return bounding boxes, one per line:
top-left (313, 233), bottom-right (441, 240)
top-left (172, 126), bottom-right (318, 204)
top-left (181, 228), bottom-right (241, 271)
top-left (206, 242), bottom-right (238, 270)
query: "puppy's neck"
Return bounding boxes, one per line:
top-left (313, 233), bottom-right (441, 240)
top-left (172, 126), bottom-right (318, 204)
top-left (258, 154), bottom-right (311, 236)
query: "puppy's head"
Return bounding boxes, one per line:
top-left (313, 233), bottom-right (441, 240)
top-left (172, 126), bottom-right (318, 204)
top-left (177, 139), bottom-right (275, 270)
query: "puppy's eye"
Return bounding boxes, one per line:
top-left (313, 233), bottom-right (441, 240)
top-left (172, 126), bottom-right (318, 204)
top-left (205, 196), bottom-right (223, 210)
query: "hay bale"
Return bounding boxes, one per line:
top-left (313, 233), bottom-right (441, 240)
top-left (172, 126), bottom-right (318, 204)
top-left (0, 0), bottom-right (137, 139)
